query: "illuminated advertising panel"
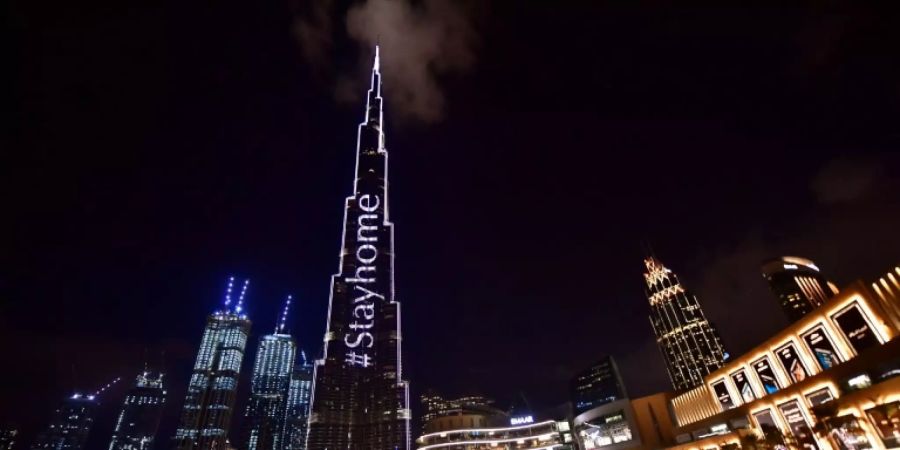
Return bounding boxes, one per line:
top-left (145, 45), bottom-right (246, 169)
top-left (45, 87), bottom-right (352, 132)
top-left (752, 409), bottom-right (779, 434)
top-left (776, 342), bottom-right (809, 383)
top-left (730, 370), bottom-right (755, 403)
top-left (778, 400), bottom-right (819, 450)
top-left (712, 380), bottom-right (736, 410)
top-left (801, 326), bottom-right (841, 370)
top-left (832, 303), bottom-right (881, 355)
top-left (752, 357), bottom-right (780, 394)
top-left (805, 388), bottom-right (833, 406)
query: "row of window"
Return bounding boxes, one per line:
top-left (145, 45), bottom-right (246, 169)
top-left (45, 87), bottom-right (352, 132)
top-left (710, 301), bottom-right (885, 411)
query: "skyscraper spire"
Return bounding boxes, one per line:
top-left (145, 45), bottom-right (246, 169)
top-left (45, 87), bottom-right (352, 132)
top-left (277, 295), bottom-right (292, 333)
top-left (307, 46), bottom-right (410, 450)
top-left (223, 276), bottom-right (236, 309)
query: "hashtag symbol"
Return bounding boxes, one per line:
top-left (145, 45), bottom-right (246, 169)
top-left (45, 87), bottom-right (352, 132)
top-left (345, 351), bottom-right (372, 367)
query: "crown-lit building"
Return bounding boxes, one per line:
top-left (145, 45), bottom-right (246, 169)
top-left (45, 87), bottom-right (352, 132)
top-left (644, 256), bottom-right (727, 391)
top-left (108, 371), bottom-right (166, 450)
top-left (762, 256), bottom-right (839, 324)
top-left (283, 353), bottom-right (313, 450)
top-left (174, 277), bottom-right (252, 450)
top-left (243, 297), bottom-right (297, 450)
top-left (306, 47), bottom-right (411, 450)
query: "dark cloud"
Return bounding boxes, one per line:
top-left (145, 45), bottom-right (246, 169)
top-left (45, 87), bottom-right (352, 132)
top-left (293, 0), bottom-right (480, 122)
top-left (692, 154), bottom-right (900, 356)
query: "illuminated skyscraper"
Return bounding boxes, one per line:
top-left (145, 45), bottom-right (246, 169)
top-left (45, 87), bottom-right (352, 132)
top-left (243, 296), bottom-right (297, 450)
top-left (283, 353), bottom-right (313, 450)
top-left (306, 47), bottom-right (411, 450)
top-left (761, 256), bottom-right (838, 323)
top-left (32, 379), bottom-right (119, 450)
top-left (109, 371), bottom-right (166, 450)
top-left (174, 277), bottom-right (252, 450)
top-left (644, 256), bottom-right (727, 391)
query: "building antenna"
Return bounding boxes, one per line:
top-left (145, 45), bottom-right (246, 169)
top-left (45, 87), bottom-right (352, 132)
top-left (223, 276), bottom-right (236, 309)
top-left (277, 294), bottom-right (293, 333)
top-left (92, 377), bottom-right (122, 399)
top-left (235, 278), bottom-right (250, 314)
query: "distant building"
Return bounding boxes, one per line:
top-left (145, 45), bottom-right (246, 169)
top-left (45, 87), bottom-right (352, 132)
top-left (108, 371), bottom-right (166, 450)
top-left (420, 391), bottom-right (497, 433)
top-left (283, 354), bottom-right (313, 450)
top-left (644, 255), bottom-right (727, 391)
top-left (174, 277), bottom-right (252, 450)
top-left (667, 265), bottom-right (900, 450)
top-left (572, 356), bottom-right (628, 416)
top-left (762, 256), bottom-right (838, 323)
top-left (31, 394), bottom-right (98, 450)
top-left (0, 427), bottom-right (18, 450)
top-left (243, 297), bottom-right (297, 450)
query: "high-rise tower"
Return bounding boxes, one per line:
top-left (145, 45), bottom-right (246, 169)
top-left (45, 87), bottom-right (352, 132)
top-left (643, 256), bottom-right (727, 391)
top-left (32, 379), bottom-right (120, 450)
top-left (307, 47), bottom-right (411, 450)
top-left (109, 371), bottom-right (166, 450)
top-left (570, 356), bottom-right (628, 415)
top-left (174, 277), bottom-right (252, 450)
top-left (243, 296), bottom-right (297, 450)
top-left (283, 352), bottom-right (313, 450)
top-left (761, 256), bottom-right (838, 323)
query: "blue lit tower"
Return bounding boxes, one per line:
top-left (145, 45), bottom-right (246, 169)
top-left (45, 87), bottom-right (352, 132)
top-left (644, 256), bottom-right (727, 391)
top-left (174, 277), bottom-right (252, 450)
top-left (32, 378), bottom-right (121, 450)
top-left (307, 47), bottom-right (411, 450)
top-left (108, 370), bottom-right (166, 450)
top-left (243, 296), bottom-right (297, 450)
top-left (282, 352), bottom-right (313, 450)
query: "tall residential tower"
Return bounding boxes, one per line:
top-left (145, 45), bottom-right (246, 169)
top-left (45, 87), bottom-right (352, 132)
top-left (306, 47), bottom-right (411, 450)
top-left (644, 256), bottom-right (727, 391)
top-left (108, 371), bottom-right (166, 450)
top-left (32, 379), bottom-right (120, 450)
top-left (243, 296), bottom-right (297, 450)
top-left (283, 353), bottom-right (313, 450)
top-left (761, 256), bottom-right (838, 323)
top-left (174, 277), bottom-right (252, 450)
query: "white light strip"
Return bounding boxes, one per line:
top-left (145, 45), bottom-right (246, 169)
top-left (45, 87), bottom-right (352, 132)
top-left (418, 420), bottom-right (557, 440)
top-left (418, 438), bottom-right (561, 450)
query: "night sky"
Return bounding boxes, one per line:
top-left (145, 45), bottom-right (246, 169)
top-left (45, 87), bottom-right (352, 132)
top-left (5, 1), bottom-right (900, 448)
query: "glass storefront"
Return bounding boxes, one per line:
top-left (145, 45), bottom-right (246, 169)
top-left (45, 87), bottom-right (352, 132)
top-left (778, 400), bottom-right (819, 450)
top-left (577, 411), bottom-right (633, 450)
top-left (866, 401), bottom-right (900, 449)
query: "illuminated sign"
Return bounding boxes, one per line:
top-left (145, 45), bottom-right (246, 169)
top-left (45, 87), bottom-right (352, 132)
top-left (343, 194), bottom-right (383, 368)
top-left (802, 326), bottom-right (841, 370)
top-left (510, 415), bottom-right (534, 425)
top-left (730, 370), bottom-right (755, 403)
top-left (752, 357), bottom-right (780, 394)
top-left (776, 342), bottom-right (808, 383)
top-left (711, 380), bottom-right (735, 410)
top-left (778, 400), bottom-right (819, 450)
top-left (832, 303), bottom-right (881, 354)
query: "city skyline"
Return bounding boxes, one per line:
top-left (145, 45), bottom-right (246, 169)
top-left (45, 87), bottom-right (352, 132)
top-left (6, 1), bottom-right (900, 448)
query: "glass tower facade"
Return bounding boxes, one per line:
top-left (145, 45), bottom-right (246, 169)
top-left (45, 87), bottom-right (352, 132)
top-left (31, 395), bottom-right (98, 450)
top-left (571, 356), bottom-right (628, 415)
top-left (243, 332), bottom-right (296, 450)
top-left (283, 354), bottom-right (313, 450)
top-left (307, 47), bottom-right (411, 450)
top-left (108, 371), bottom-right (166, 450)
top-left (644, 256), bottom-right (727, 391)
top-left (761, 256), bottom-right (838, 323)
top-left (174, 277), bottom-right (252, 450)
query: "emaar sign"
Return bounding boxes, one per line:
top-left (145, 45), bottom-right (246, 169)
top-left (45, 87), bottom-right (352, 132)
top-left (510, 415), bottom-right (534, 426)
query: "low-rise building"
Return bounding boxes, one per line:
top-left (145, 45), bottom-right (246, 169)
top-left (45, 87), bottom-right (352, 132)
top-left (666, 265), bottom-right (900, 450)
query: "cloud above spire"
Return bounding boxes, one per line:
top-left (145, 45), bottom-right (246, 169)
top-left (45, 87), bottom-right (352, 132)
top-left (293, 0), bottom-right (480, 123)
